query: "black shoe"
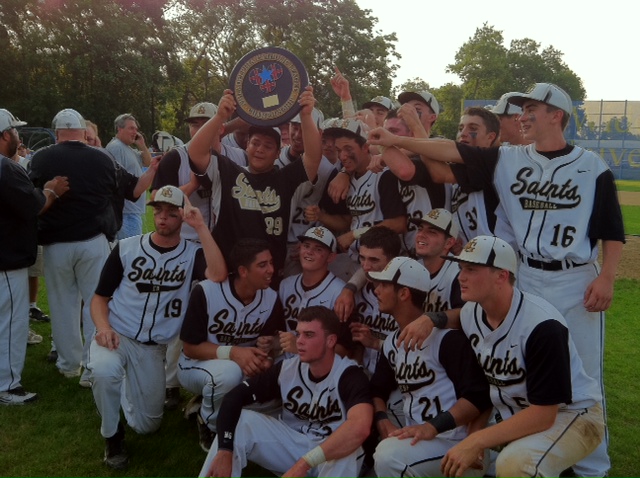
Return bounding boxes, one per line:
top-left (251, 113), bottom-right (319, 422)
top-left (196, 415), bottom-right (215, 452)
top-left (0, 387), bottom-right (38, 405)
top-left (29, 307), bottom-right (50, 322)
top-left (104, 422), bottom-right (128, 470)
top-left (46, 350), bottom-right (58, 363)
top-left (164, 387), bottom-right (181, 410)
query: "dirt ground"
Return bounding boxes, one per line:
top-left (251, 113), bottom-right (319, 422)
top-left (611, 191), bottom-right (639, 280)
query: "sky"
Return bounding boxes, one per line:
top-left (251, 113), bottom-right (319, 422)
top-left (356, 0), bottom-right (638, 101)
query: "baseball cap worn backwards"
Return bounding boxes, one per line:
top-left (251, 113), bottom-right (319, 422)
top-left (507, 83), bottom-right (572, 116)
top-left (186, 102), bottom-right (218, 123)
top-left (409, 208), bottom-right (459, 239)
top-left (322, 118), bottom-right (369, 141)
top-left (397, 90), bottom-right (441, 115)
top-left (367, 256), bottom-right (430, 292)
top-left (52, 108), bottom-right (86, 130)
top-left (297, 226), bottom-right (337, 253)
top-left (147, 185), bottom-right (185, 208)
top-left (443, 235), bottom-right (517, 275)
top-left (491, 92), bottom-right (523, 116)
top-left (0, 109), bottom-right (27, 132)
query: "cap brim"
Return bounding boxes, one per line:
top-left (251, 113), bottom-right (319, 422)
top-left (506, 94), bottom-right (527, 108)
top-left (398, 92), bottom-right (426, 105)
top-left (362, 101), bottom-right (388, 110)
top-left (297, 235), bottom-right (333, 252)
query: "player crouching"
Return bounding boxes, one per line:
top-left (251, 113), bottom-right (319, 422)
top-left (88, 186), bottom-right (225, 470)
top-left (440, 236), bottom-right (604, 477)
top-left (200, 306), bottom-right (373, 478)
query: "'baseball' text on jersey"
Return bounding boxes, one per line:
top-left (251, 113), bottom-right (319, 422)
top-left (510, 168), bottom-right (581, 208)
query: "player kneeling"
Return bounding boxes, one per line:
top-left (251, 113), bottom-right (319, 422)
top-left (440, 236), bottom-right (604, 477)
top-left (200, 306), bottom-right (372, 478)
top-left (368, 257), bottom-right (492, 477)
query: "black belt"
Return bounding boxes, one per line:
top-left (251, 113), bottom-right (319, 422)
top-left (521, 255), bottom-right (586, 271)
top-left (140, 340), bottom-right (159, 346)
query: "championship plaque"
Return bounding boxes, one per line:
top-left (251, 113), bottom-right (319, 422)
top-left (229, 47), bottom-right (309, 127)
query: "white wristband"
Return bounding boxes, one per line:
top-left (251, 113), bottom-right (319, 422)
top-left (302, 445), bottom-right (326, 468)
top-left (352, 227), bottom-right (371, 240)
top-left (216, 345), bottom-right (232, 360)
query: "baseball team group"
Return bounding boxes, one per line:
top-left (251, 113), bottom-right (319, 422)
top-left (0, 68), bottom-right (625, 478)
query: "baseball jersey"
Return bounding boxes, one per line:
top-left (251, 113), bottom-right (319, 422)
top-left (460, 288), bottom-right (601, 422)
top-left (216, 355), bottom-right (372, 451)
top-left (94, 233), bottom-right (204, 344)
top-left (399, 158), bottom-right (450, 256)
top-left (449, 183), bottom-right (499, 244)
top-left (180, 278), bottom-right (283, 347)
top-left (371, 328), bottom-right (490, 439)
top-left (418, 257), bottom-right (464, 313)
top-left (345, 169), bottom-right (406, 261)
top-left (195, 151), bottom-right (309, 276)
top-left (456, 143), bottom-right (625, 262)
top-left (279, 271), bottom-right (346, 334)
top-left (286, 156), bottom-right (339, 243)
top-left (352, 282), bottom-right (398, 374)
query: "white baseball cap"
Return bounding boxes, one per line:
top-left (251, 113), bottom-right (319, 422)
top-left (0, 109), bottom-right (27, 132)
top-left (367, 256), bottom-right (430, 292)
top-left (291, 107), bottom-right (325, 129)
top-left (363, 96), bottom-right (393, 111)
top-left (443, 235), bottom-right (517, 275)
top-left (52, 108), bottom-right (86, 130)
top-left (507, 83), bottom-right (572, 116)
top-left (147, 185), bottom-right (185, 208)
top-left (185, 102), bottom-right (218, 123)
top-left (397, 90), bottom-right (441, 115)
top-left (491, 92), bottom-right (523, 116)
top-left (297, 226), bottom-right (337, 253)
top-left (410, 208), bottom-right (460, 239)
top-left (322, 118), bottom-right (369, 141)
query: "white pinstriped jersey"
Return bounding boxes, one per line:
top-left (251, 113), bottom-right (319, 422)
top-left (378, 328), bottom-right (468, 439)
top-left (106, 234), bottom-right (202, 344)
top-left (460, 288), bottom-right (601, 422)
top-left (489, 144), bottom-right (612, 263)
top-left (279, 354), bottom-right (359, 440)
top-left (418, 258), bottom-right (462, 313)
top-left (451, 186), bottom-right (494, 243)
top-left (346, 169), bottom-right (406, 261)
top-left (279, 272), bottom-right (345, 333)
top-left (284, 156), bottom-right (337, 243)
top-left (194, 279), bottom-right (279, 347)
top-left (353, 283), bottom-right (398, 374)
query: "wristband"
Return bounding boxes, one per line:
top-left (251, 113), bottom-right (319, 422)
top-left (338, 167), bottom-right (349, 175)
top-left (427, 311), bottom-right (448, 329)
top-left (302, 445), bottom-right (326, 468)
top-left (352, 227), bottom-right (371, 240)
top-left (374, 411), bottom-right (389, 423)
top-left (44, 188), bottom-right (59, 199)
top-left (216, 345), bottom-right (232, 360)
top-left (428, 410), bottom-right (456, 434)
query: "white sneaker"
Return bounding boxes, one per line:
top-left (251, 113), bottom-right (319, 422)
top-left (27, 328), bottom-right (43, 345)
top-left (0, 387), bottom-right (38, 405)
top-left (59, 367), bottom-right (82, 378)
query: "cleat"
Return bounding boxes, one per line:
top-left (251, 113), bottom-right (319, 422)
top-left (46, 350), bottom-right (58, 363)
top-left (29, 307), bottom-right (50, 322)
top-left (164, 387), bottom-right (181, 410)
top-left (0, 387), bottom-right (38, 405)
top-left (104, 422), bottom-right (128, 470)
top-left (184, 394), bottom-right (202, 420)
top-left (197, 414), bottom-right (215, 452)
top-left (27, 328), bottom-right (43, 345)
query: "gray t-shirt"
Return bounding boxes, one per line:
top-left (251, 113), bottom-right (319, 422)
top-left (106, 138), bottom-right (145, 214)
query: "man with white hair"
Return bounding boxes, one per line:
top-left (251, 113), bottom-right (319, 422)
top-left (106, 113), bottom-right (153, 239)
top-left (29, 108), bottom-right (158, 387)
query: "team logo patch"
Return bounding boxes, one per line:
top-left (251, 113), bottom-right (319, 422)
top-left (160, 188), bottom-right (174, 199)
top-left (196, 104), bottom-right (207, 115)
top-left (464, 238), bottom-right (478, 253)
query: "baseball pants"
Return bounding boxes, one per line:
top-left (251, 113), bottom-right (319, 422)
top-left (43, 234), bottom-right (110, 377)
top-left (374, 435), bottom-right (486, 478)
top-left (0, 268), bottom-right (29, 391)
top-left (518, 262), bottom-right (609, 477)
top-left (88, 335), bottom-right (167, 438)
top-left (199, 409), bottom-right (363, 478)
top-left (177, 353), bottom-right (244, 432)
top-left (165, 334), bottom-right (182, 389)
top-left (495, 404), bottom-right (604, 477)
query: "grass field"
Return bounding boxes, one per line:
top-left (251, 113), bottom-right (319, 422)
top-left (616, 180), bottom-right (640, 192)
top-left (622, 205), bottom-right (640, 235)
